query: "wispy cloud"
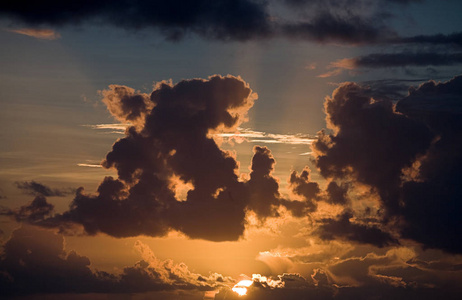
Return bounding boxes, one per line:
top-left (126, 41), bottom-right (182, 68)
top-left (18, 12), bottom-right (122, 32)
top-left (217, 128), bottom-right (316, 145)
top-left (87, 124), bottom-right (316, 145)
top-left (5, 28), bottom-right (61, 40)
top-left (83, 123), bottom-right (127, 134)
top-left (77, 163), bottom-right (102, 168)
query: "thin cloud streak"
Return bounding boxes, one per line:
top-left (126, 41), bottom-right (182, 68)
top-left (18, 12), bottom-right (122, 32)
top-left (77, 163), bottom-right (102, 168)
top-left (5, 27), bottom-right (61, 39)
top-left (217, 128), bottom-right (316, 145)
top-left (89, 124), bottom-right (317, 145)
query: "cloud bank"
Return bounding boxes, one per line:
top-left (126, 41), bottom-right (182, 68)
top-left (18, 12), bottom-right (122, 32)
top-left (0, 226), bottom-right (229, 297)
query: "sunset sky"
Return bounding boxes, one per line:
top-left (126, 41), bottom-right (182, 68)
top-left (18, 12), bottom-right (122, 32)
top-left (1, 1), bottom-right (462, 299)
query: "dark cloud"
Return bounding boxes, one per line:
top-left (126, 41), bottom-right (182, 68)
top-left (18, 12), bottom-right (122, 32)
top-left (281, 167), bottom-right (320, 216)
top-left (101, 85), bottom-right (152, 127)
top-left (396, 75), bottom-right (462, 253)
top-left (281, 0), bottom-right (423, 9)
top-left (315, 210), bottom-right (399, 248)
top-left (313, 82), bottom-right (433, 215)
top-left (325, 181), bottom-right (349, 205)
top-left (0, 226), bottom-right (226, 296)
top-left (0, 0), bottom-right (272, 41)
top-left (282, 13), bottom-right (395, 44)
top-left (246, 146), bottom-right (281, 219)
top-left (15, 180), bottom-right (73, 197)
top-left (0, 0), bottom-right (432, 44)
top-left (5, 75), bottom-right (326, 242)
top-left (13, 195), bottom-right (55, 222)
top-left (357, 78), bottom-right (431, 101)
top-left (341, 52), bottom-right (462, 68)
top-left (392, 32), bottom-right (462, 48)
top-left (22, 75), bottom-right (299, 242)
top-left (312, 75), bottom-right (462, 253)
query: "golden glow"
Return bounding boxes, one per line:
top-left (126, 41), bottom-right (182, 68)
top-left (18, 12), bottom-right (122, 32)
top-left (232, 279), bottom-right (253, 296)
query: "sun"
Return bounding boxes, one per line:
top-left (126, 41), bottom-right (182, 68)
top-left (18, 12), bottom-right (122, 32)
top-left (232, 279), bottom-right (253, 296)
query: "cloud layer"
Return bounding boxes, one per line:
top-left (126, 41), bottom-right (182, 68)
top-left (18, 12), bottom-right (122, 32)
top-left (2, 0), bottom-right (457, 44)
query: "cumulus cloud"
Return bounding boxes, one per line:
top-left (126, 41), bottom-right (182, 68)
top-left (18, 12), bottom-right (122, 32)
top-left (13, 75), bottom-right (323, 242)
top-left (313, 82), bottom-right (433, 214)
top-left (395, 75), bottom-right (462, 253)
top-left (100, 85), bottom-right (153, 127)
top-left (311, 75), bottom-right (462, 253)
top-left (246, 146), bottom-right (281, 219)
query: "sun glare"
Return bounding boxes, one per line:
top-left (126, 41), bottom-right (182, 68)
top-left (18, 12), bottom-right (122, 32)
top-left (232, 279), bottom-right (253, 296)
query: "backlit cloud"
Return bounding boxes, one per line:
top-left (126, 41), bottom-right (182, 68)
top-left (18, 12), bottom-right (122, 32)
top-left (0, 226), bottom-right (228, 297)
top-left (312, 75), bottom-right (462, 253)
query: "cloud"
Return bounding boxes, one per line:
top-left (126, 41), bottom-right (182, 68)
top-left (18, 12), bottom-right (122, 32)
top-left (23, 75), bottom-right (262, 241)
top-left (246, 146), bottom-right (281, 219)
top-left (0, 0), bottom-right (430, 44)
top-left (93, 125), bottom-right (317, 145)
top-left (1, 195), bottom-right (54, 223)
top-left (5, 27), bottom-right (61, 39)
top-left (0, 0), bottom-right (272, 41)
top-left (15, 180), bottom-right (73, 197)
top-left (395, 75), bottom-right (462, 253)
top-left (325, 181), bottom-right (349, 205)
top-left (84, 123), bottom-right (128, 134)
top-left (281, 167), bottom-right (320, 216)
top-left (100, 85), bottom-right (153, 127)
top-left (77, 163), bottom-right (102, 168)
top-left (391, 31), bottom-right (462, 48)
top-left (322, 52), bottom-right (462, 77)
top-left (282, 13), bottom-right (395, 45)
top-left (223, 245), bottom-right (462, 299)
top-left (335, 52), bottom-right (462, 69)
top-left (8, 74), bottom-right (462, 258)
top-left (311, 75), bottom-right (462, 253)
top-left (313, 82), bottom-right (433, 214)
top-left (356, 78), bottom-right (429, 101)
top-left (0, 226), bottom-right (227, 297)
top-left (315, 210), bottom-right (399, 248)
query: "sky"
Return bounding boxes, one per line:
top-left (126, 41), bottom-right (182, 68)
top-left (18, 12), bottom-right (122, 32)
top-left (0, 0), bottom-right (462, 299)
